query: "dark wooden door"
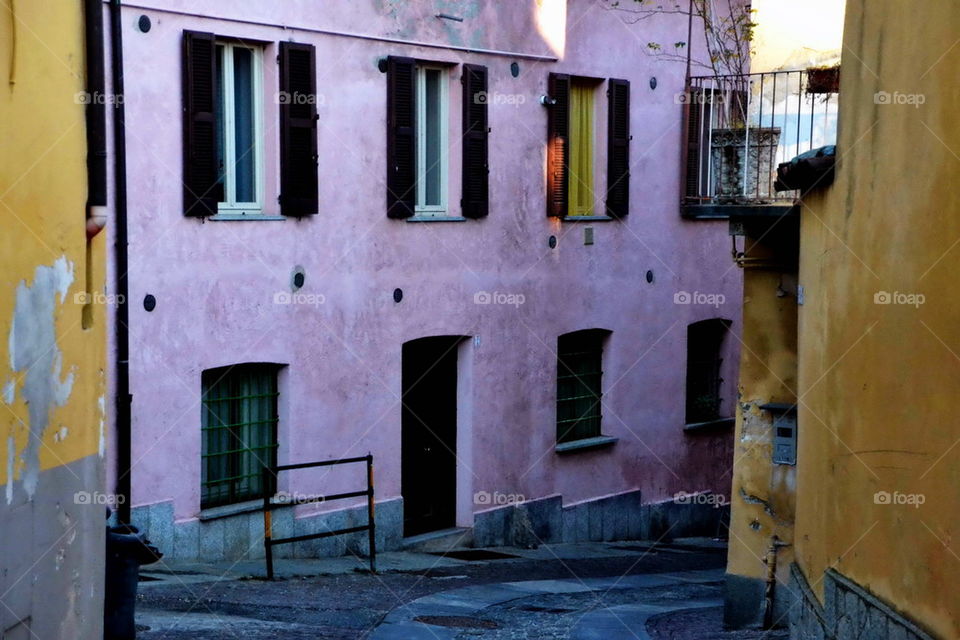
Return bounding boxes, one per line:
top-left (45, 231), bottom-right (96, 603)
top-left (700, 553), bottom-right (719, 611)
top-left (401, 337), bottom-right (459, 537)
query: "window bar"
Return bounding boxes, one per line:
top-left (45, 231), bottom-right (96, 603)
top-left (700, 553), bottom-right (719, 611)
top-left (756, 73), bottom-right (764, 199)
top-left (809, 86), bottom-right (815, 154)
top-left (697, 80), bottom-right (706, 199)
top-left (796, 71), bottom-right (803, 164)
top-left (769, 72), bottom-right (779, 199)
top-left (705, 82), bottom-right (719, 200)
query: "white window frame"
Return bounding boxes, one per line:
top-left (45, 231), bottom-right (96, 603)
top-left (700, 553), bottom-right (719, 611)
top-left (414, 65), bottom-right (449, 216)
top-left (217, 42), bottom-right (265, 216)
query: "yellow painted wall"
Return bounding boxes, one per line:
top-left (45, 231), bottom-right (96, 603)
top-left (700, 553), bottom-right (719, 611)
top-left (725, 231), bottom-right (798, 624)
top-left (1, 0), bottom-right (106, 636)
top-left (1, 0), bottom-right (104, 483)
top-left (794, 1), bottom-right (960, 638)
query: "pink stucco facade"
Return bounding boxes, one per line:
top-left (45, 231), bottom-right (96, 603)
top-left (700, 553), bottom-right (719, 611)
top-left (108, 0), bottom-right (743, 558)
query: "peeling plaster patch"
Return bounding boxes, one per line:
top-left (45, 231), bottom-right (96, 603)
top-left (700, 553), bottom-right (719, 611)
top-left (2, 379), bottom-right (13, 404)
top-left (53, 426), bottom-right (68, 443)
top-left (97, 395), bottom-right (105, 458)
top-left (8, 257), bottom-right (75, 498)
top-left (6, 435), bottom-right (14, 504)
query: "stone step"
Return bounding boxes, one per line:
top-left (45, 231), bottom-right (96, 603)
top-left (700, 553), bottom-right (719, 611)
top-left (402, 527), bottom-right (474, 553)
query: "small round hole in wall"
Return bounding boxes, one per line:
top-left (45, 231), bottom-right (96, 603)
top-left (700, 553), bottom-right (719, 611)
top-left (548, 235), bottom-right (557, 249)
top-left (649, 77), bottom-right (657, 90)
top-left (143, 294), bottom-right (156, 312)
top-left (393, 288), bottom-right (403, 303)
top-left (137, 15), bottom-right (151, 33)
top-left (510, 62), bottom-right (520, 78)
top-left (291, 266), bottom-right (306, 291)
top-left (645, 270), bottom-right (654, 283)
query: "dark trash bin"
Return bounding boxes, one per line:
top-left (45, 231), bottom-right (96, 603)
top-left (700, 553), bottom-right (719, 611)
top-left (104, 522), bottom-right (163, 640)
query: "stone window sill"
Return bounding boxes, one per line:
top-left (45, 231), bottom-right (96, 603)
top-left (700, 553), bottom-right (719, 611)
top-left (561, 215), bottom-right (614, 222)
top-left (209, 214), bottom-right (286, 221)
top-left (406, 216), bottom-right (468, 222)
top-left (683, 417), bottom-right (735, 433)
top-left (555, 435), bottom-right (619, 454)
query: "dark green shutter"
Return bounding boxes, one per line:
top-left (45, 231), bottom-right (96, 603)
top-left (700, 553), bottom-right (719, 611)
top-left (461, 64), bottom-right (489, 219)
top-left (386, 56), bottom-right (416, 219)
top-left (546, 73), bottom-right (570, 217)
top-left (279, 42), bottom-right (319, 216)
top-left (182, 30), bottom-right (218, 217)
top-left (605, 78), bottom-right (630, 218)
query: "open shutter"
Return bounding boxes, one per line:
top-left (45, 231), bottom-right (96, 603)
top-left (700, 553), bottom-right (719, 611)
top-left (182, 31), bottom-right (218, 217)
top-left (546, 73), bottom-right (570, 217)
top-left (682, 88), bottom-right (712, 201)
top-left (461, 64), bottom-right (489, 219)
top-left (386, 56), bottom-right (416, 219)
top-left (279, 42), bottom-right (319, 216)
top-left (605, 78), bottom-right (630, 218)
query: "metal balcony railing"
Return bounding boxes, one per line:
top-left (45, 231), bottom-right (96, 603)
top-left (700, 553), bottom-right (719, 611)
top-left (681, 69), bottom-right (838, 215)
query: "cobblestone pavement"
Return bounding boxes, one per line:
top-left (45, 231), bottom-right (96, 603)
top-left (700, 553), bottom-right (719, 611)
top-left (646, 606), bottom-right (790, 639)
top-left (135, 541), bottom-right (783, 639)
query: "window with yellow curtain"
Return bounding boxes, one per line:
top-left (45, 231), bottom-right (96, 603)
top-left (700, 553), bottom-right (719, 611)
top-left (568, 79), bottom-right (595, 216)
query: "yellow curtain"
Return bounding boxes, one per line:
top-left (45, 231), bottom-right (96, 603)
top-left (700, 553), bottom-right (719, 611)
top-left (568, 82), bottom-right (594, 216)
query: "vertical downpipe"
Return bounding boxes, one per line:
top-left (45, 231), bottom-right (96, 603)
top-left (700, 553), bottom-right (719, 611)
top-left (83, 0), bottom-right (107, 332)
top-left (109, 0), bottom-right (132, 523)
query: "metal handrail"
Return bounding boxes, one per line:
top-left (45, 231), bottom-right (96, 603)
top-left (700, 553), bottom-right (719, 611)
top-left (261, 454), bottom-right (376, 579)
top-left (682, 68), bottom-right (838, 208)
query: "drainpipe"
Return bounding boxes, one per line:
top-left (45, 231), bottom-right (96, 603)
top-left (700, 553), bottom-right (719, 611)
top-left (109, 0), bottom-right (132, 524)
top-left (762, 535), bottom-right (791, 629)
top-left (84, 0), bottom-right (107, 239)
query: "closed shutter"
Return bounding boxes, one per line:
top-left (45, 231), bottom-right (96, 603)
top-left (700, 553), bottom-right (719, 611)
top-left (386, 56), bottom-right (416, 219)
top-left (546, 73), bottom-right (570, 217)
top-left (279, 42), bottom-right (319, 216)
top-left (461, 64), bottom-right (489, 219)
top-left (182, 30), bottom-right (218, 217)
top-left (605, 78), bottom-right (630, 218)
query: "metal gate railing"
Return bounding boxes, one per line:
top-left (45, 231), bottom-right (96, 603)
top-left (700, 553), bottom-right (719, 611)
top-left (261, 455), bottom-right (376, 580)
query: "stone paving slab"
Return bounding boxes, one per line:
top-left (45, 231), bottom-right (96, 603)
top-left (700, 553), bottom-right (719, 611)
top-left (572, 599), bottom-right (723, 640)
top-left (368, 569), bottom-right (724, 639)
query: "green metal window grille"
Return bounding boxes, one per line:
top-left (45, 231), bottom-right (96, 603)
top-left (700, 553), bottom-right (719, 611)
top-left (556, 331), bottom-right (606, 443)
top-left (685, 319), bottom-right (731, 423)
top-left (201, 364), bottom-right (280, 508)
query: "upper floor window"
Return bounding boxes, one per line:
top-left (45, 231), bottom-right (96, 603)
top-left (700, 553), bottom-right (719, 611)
top-left (556, 329), bottom-right (609, 444)
top-left (547, 74), bottom-right (630, 219)
top-left (215, 42), bottom-right (264, 215)
top-left (201, 363), bottom-right (281, 508)
top-left (685, 319), bottom-right (732, 425)
top-left (415, 65), bottom-right (449, 214)
top-left (182, 32), bottom-right (318, 218)
top-left (568, 78), bottom-right (598, 216)
top-left (386, 57), bottom-right (489, 220)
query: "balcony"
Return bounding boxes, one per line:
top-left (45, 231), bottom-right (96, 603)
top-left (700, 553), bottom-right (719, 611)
top-left (680, 69), bottom-right (839, 220)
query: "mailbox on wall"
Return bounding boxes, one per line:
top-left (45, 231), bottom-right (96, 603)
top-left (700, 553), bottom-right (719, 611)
top-left (760, 403), bottom-right (798, 466)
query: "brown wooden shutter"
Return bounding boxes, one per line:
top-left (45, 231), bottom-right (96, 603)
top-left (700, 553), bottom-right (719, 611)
top-left (386, 56), bottom-right (416, 219)
top-left (461, 64), bottom-right (489, 219)
top-left (682, 88), bottom-right (712, 201)
top-left (182, 30), bottom-right (218, 217)
top-left (605, 78), bottom-right (630, 218)
top-left (279, 41), bottom-right (319, 216)
top-left (546, 73), bottom-right (570, 217)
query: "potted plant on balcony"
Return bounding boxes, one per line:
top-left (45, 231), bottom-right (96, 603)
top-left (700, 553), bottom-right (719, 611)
top-left (606, 0), bottom-right (779, 204)
top-left (805, 64), bottom-right (840, 94)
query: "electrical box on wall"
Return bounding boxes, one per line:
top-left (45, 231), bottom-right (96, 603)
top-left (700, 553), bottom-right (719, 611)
top-left (761, 403), bottom-right (798, 465)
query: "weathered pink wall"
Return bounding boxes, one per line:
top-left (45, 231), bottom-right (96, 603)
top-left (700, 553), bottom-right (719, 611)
top-left (109, 0), bottom-right (742, 530)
